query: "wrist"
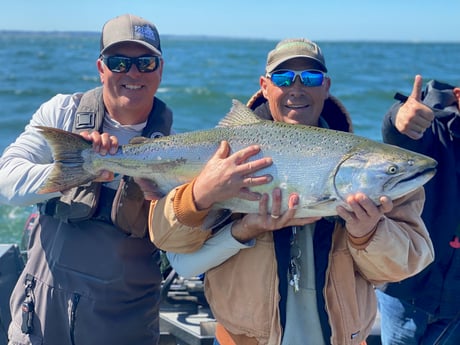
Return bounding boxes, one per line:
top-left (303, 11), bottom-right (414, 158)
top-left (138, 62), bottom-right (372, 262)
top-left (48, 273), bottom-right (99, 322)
top-left (231, 218), bottom-right (258, 244)
top-left (347, 227), bottom-right (377, 246)
top-left (192, 182), bottom-right (213, 210)
top-left (173, 181), bottom-right (209, 227)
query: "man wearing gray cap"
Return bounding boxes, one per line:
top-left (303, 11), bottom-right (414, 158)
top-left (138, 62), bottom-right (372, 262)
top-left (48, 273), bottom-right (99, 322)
top-left (0, 14), bottom-right (172, 345)
top-left (144, 38), bottom-right (433, 344)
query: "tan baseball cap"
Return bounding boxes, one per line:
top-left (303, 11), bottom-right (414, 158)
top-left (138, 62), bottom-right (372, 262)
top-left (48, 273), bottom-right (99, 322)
top-left (266, 38), bottom-right (327, 73)
top-left (100, 14), bottom-right (162, 56)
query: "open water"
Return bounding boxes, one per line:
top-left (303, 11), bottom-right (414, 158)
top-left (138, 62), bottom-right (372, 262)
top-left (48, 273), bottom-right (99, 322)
top-left (1, 31), bottom-right (459, 245)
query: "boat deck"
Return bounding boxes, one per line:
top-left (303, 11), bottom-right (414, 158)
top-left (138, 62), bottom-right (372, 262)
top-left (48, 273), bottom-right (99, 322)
top-left (159, 275), bottom-right (216, 345)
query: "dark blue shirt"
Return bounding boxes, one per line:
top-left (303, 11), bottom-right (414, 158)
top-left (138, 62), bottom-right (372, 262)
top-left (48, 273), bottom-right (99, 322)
top-left (381, 80), bottom-right (460, 318)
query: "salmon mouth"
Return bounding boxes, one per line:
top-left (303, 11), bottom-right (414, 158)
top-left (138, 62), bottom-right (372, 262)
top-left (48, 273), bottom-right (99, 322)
top-left (386, 166), bottom-right (437, 192)
top-left (403, 167), bottom-right (437, 183)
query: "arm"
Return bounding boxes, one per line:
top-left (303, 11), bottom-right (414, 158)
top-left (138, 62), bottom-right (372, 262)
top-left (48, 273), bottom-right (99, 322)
top-left (149, 167), bottom-right (321, 254)
top-left (348, 187), bottom-right (434, 285)
top-left (148, 181), bottom-right (212, 253)
top-left (166, 222), bottom-right (255, 277)
top-left (0, 93), bottom-right (120, 207)
top-left (0, 94), bottom-right (79, 206)
top-left (162, 187), bottom-right (321, 276)
top-left (148, 141), bottom-right (274, 253)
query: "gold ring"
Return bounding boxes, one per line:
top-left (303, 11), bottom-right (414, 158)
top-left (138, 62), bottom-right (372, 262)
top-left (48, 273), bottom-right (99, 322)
top-left (271, 214), bottom-right (280, 219)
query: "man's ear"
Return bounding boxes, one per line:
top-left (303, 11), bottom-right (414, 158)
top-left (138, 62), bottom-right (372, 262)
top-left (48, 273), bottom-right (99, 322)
top-left (260, 76), bottom-right (269, 98)
top-left (97, 58), bottom-right (105, 83)
top-left (453, 87), bottom-right (460, 102)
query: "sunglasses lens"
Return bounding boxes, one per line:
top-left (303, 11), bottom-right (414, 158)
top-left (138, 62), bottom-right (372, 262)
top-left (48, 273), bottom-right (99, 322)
top-left (271, 71), bottom-right (295, 87)
top-left (300, 71), bottom-right (324, 86)
top-left (270, 70), bottom-right (324, 87)
top-left (105, 56), bottom-right (131, 73)
top-left (103, 56), bottom-right (160, 73)
top-left (136, 56), bottom-right (160, 73)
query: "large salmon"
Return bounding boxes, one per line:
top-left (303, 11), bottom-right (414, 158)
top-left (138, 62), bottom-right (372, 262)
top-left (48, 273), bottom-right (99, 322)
top-left (36, 100), bottom-right (437, 217)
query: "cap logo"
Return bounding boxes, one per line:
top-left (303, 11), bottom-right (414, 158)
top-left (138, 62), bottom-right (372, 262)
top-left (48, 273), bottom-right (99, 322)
top-left (134, 25), bottom-right (157, 44)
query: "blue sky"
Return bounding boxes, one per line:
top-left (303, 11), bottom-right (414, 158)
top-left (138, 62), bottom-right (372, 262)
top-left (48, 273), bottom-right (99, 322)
top-left (1, 0), bottom-right (458, 42)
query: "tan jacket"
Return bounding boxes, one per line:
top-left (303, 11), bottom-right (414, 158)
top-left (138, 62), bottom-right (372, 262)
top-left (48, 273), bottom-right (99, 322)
top-left (149, 93), bottom-right (434, 344)
top-left (149, 182), bottom-right (433, 345)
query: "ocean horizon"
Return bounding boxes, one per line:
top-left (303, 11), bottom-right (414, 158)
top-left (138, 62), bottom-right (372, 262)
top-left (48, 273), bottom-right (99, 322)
top-left (1, 32), bottom-right (459, 245)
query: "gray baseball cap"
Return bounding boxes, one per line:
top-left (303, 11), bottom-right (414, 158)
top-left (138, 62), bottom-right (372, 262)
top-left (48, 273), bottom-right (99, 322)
top-left (100, 14), bottom-right (162, 56)
top-left (266, 38), bottom-right (327, 73)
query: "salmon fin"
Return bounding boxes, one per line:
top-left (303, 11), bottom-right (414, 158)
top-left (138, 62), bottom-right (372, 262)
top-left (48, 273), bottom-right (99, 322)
top-left (34, 126), bottom-right (98, 194)
top-left (202, 209), bottom-right (233, 232)
top-left (217, 99), bottom-right (266, 128)
top-left (129, 136), bottom-right (151, 145)
top-left (128, 136), bottom-right (167, 145)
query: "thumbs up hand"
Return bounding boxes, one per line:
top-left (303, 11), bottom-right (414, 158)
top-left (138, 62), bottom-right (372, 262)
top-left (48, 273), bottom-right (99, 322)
top-left (394, 75), bottom-right (434, 140)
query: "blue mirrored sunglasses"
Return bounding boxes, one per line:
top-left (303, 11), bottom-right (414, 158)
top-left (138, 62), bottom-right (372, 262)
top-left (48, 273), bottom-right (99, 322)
top-left (268, 69), bottom-right (325, 87)
top-left (101, 55), bottom-right (161, 73)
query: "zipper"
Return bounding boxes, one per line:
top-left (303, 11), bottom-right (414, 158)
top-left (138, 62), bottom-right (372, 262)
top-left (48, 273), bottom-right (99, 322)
top-left (69, 293), bottom-right (81, 345)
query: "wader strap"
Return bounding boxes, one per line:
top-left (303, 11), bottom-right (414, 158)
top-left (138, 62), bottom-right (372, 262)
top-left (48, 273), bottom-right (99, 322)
top-left (73, 87), bottom-right (104, 132)
top-left (20, 274), bottom-right (35, 334)
top-left (39, 186), bottom-right (116, 225)
top-left (142, 97), bottom-right (172, 138)
top-left (91, 186), bottom-right (117, 224)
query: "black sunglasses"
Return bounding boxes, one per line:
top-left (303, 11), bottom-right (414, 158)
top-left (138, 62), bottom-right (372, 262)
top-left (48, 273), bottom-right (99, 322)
top-left (101, 55), bottom-right (161, 73)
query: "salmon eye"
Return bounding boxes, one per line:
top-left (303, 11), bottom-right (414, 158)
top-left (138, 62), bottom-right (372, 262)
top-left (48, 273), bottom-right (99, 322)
top-left (387, 165), bottom-right (399, 175)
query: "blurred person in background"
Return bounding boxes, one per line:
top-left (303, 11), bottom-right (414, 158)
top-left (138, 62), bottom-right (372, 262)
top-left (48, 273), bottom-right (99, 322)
top-left (377, 75), bottom-right (460, 345)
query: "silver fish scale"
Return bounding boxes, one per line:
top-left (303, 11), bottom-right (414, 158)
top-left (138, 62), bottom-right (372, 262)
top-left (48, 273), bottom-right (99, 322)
top-left (38, 100), bottom-right (437, 216)
top-left (85, 120), bottom-right (436, 217)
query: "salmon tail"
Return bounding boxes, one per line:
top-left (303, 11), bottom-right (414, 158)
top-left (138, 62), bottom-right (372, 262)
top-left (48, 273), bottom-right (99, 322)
top-left (35, 126), bottom-right (97, 194)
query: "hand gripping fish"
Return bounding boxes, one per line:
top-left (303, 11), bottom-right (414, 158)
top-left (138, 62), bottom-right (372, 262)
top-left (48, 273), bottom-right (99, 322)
top-left (35, 100), bottom-right (437, 218)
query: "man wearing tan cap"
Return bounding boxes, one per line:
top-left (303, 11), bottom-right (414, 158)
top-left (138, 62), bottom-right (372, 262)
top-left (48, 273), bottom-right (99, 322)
top-left (144, 38), bottom-right (434, 345)
top-left (0, 14), bottom-right (171, 345)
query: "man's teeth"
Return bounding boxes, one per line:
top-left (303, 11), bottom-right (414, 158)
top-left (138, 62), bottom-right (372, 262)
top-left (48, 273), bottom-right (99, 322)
top-left (125, 85), bottom-right (142, 90)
